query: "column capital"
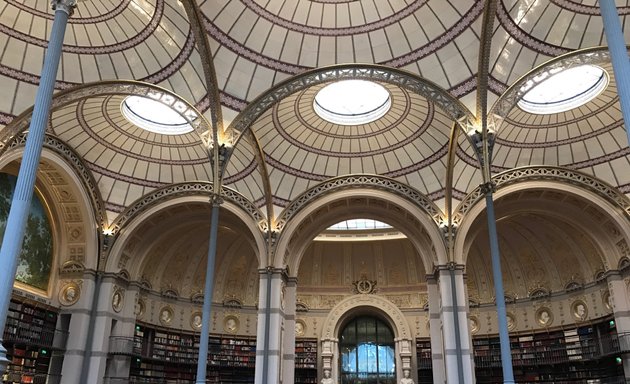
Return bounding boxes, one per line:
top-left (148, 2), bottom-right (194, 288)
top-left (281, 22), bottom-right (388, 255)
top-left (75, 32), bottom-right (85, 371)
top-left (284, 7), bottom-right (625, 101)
top-left (51, 0), bottom-right (77, 16)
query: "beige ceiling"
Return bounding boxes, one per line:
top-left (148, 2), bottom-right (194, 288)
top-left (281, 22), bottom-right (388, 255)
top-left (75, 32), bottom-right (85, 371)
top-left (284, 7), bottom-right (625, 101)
top-left (0, 0), bottom-right (629, 238)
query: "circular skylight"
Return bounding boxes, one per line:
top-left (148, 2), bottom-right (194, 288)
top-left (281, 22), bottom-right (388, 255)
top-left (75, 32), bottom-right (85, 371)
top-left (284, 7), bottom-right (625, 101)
top-left (328, 219), bottom-right (392, 231)
top-left (518, 65), bottom-right (608, 114)
top-left (121, 95), bottom-right (193, 135)
top-left (314, 80), bottom-right (391, 125)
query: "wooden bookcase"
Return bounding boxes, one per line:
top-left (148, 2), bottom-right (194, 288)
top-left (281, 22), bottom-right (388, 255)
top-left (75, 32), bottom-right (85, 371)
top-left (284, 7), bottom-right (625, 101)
top-left (473, 319), bottom-right (624, 383)
top-left (294, 338), bottom-right (317, 384)
top-left (2, 299), bottom-right (59, 384)
top-left (415, 338), bottom-right (432, 384)
top-left (130, 323), bottom-right (255, 383)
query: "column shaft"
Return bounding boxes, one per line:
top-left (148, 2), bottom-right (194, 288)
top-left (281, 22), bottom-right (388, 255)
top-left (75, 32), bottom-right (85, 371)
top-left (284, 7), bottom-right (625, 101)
top-left (0, 2), bottom-right (74, 374)
top-left (600, 0), bottom-right (630, 146)
top-left (195, 202), bottom-right (220, 383)
top-left (485, 192), bottom-right (514, 383)
top-left (427, 277), bottom-right (446, 383)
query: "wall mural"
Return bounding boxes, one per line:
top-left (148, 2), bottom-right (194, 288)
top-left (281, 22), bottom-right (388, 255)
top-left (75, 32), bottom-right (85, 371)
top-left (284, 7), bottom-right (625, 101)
top-left (0, 173), bottom-right (53, 291)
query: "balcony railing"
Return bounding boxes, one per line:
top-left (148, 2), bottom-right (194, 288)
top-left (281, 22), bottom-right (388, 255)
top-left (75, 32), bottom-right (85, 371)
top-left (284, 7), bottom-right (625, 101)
top-left (109, 336), bottom-right (135, 355)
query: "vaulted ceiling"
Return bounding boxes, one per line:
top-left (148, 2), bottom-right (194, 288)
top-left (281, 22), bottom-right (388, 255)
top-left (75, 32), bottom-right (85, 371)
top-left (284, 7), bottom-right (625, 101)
top-left (1, 0), bottom-right (629, 230)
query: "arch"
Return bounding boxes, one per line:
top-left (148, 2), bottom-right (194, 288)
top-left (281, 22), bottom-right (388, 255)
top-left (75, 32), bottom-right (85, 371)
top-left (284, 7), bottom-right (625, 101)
top-left (273, 184), bottom-right (447, 276)
top-left (0, 80), bottom-right (213, 153)
top-left (491, 47), bottom-right (610, 118)
top-left (322, 294), bottom-right (412, 340)
top-left (454, 170), bottom-right (630, 268)
top-left (0, 145), bottom-right (100, 272)
top-left (319, 294), bottom-right (414, 383)
top-left (105, 194), bottom-right (267, 276)
top-left (223, 65), bottom-right (477, 228)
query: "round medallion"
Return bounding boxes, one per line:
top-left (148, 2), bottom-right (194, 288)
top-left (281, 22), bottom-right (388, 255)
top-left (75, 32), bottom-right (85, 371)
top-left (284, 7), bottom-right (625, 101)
top-left (295, 319), bottom-right (306, 336)
top-left (535, 307), bottom-right (553, 327)
top-left (224, 315), bottom-right (239, 334)
top-left (112, 289), bottom-right (123, 313)
top-left (59, 283), bottom-right (80, 306)
top-left (159, 306), bottom-right (174, 326)
top-left (571, 300), bottom-right (588, 321)
top-left (191, 311), bottom-right (202, 331)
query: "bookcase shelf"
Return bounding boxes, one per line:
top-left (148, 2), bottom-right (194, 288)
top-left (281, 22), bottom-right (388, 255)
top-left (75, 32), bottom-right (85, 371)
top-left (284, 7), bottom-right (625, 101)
top-left (416, 339), bottom-right (432, 384)
top-left (130, 323), bottom-right (255, 383)
top-left (473, 319), bottom-right (624, 383)
top-left (295, 338), bottom-right (317, 384)
top-left (413, 319), bottom-right (624, 383)
top-left (2, 299), bottom-right (59, 384)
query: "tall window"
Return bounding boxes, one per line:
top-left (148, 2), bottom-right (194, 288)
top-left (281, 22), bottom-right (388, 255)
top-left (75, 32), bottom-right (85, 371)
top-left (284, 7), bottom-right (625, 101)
top-left (339, 316), bottom-right (396, 384)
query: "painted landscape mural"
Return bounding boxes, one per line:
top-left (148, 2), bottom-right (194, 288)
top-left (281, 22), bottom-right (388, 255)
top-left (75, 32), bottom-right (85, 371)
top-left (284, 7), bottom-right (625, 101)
top-left (0, 173), bottom-right (52, 290)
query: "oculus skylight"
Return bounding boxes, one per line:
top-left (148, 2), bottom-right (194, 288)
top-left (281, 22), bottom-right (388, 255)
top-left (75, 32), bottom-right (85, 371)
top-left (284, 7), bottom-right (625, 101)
top-left (518, 65), bottom-right (608, 114)
top-left (122, 95), bottom-right (194, 135)
top-left (328, 219), bottom-right (392, 231)
top-left (314, 80), bottom-right (391, 125)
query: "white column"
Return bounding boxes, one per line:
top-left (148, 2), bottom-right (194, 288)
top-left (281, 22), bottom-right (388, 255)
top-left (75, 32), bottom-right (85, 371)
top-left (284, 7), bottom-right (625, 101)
top-left (282, 278), bottom-right (297, 383)
top-left (59, 272), bottom-right (96, 384)
top-left (254, 268), bottom-right (285, 384)
top-left (607, 272), bottom-right (630, 381)
top-left (437, 264), bottom-right (474, 384)
top-left (104, 284), bottom-right (139, 381)
top-left (85, 276), bottom-right (116, 383)
top-left (427, 275), bottom-right (446, 383)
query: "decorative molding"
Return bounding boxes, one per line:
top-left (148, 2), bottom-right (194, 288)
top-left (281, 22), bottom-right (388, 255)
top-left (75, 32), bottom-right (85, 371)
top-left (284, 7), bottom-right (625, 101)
top-left (321, 294), bottom-right (412, 340)
top-left (107, 182), bottom-right (265, 238)
top-left (453, 166), bottom-right (630, 226)
top-left (276, 174), bottom-right (442, 231)
top-left (5, 133), bottom-right (106, 230)
top-left (491, 48), bottom-right (611, 119)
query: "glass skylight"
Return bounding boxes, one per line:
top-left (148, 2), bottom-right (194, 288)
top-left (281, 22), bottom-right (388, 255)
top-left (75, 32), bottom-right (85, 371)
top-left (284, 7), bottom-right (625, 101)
top-left (518, 65), bottom-right (608, 114)
top-left (314, 80), bottom-right (391, 125)
top-left (122, 95), bottom-right (193, 135)
top-left (328, 219), bottom-right (392, 231)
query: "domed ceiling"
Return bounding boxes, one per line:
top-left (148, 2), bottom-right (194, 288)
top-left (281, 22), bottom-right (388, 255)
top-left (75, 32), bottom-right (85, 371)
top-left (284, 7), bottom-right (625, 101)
top-left (1, 0), bottom-right (630, 228)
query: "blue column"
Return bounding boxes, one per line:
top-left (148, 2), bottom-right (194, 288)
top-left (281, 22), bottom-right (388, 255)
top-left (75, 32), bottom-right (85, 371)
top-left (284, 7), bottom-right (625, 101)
top-left (0, 0), bottom-right (75, 376)
top-left (600, 0), bottom-right (630, 146)
top-left (196, 198), bottom-right (221, 383)
top-left (484, 186), bottom-right (514, 384)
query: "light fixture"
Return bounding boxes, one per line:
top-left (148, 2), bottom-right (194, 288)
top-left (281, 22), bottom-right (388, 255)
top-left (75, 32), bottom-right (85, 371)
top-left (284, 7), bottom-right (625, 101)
top-left (518, 65), bottom-right (608, 114)
top-left (314, 80), bottom-right (391, 125)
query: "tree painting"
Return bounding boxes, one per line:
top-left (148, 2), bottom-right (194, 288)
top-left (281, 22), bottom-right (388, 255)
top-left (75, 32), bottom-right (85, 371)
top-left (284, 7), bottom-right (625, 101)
top-left (0, 173), bottom-right (53, 290)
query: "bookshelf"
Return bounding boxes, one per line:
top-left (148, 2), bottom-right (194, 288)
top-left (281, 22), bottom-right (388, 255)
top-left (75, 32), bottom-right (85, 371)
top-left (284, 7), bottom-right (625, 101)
top-left (2, 299), bottom-right (59, 384)
top-left (415, 339), bottom-right (432, 384)
top-left (473, 319), bottom-right (624, 383)
top-left (295, 338), bottom-right (317, 384)
top-left (130, 323), bottom-right (256, 383)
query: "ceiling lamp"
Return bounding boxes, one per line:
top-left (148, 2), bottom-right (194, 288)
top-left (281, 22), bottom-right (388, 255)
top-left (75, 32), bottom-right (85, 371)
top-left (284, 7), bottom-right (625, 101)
top-left (314, 80), bottom-right (391, 125)
top-left (518, 65), bottom-right (608, 114)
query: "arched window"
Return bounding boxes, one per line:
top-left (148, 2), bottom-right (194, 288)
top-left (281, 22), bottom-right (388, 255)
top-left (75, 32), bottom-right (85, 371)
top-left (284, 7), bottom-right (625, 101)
top-left (339, 316), bottom-right (396, 384)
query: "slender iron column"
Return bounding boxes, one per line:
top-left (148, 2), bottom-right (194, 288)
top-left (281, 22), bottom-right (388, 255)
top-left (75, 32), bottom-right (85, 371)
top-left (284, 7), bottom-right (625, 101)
top-left (0, 0), bottom-right (76, 375)
top-left (483, 183), bottom-right (515, 383)
top-left (600, 0), bottom-right (630, 146)
top-left (195, 198), bottom-right (221, 383)
top-left (470, 127), bottom-right (514, 383)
